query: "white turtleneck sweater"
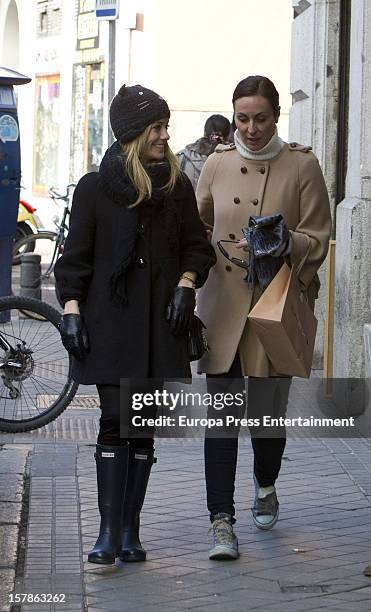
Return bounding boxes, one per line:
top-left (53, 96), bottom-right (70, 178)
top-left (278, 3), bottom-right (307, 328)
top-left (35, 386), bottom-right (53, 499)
top-left (234, 127), bottom-right (285, 161)
top-left (234, 127), bottom-right (291, 255)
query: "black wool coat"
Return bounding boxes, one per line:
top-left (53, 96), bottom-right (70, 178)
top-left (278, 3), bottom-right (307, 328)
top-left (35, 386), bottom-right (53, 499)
top-left (54, 171), bottom-right (216, 384)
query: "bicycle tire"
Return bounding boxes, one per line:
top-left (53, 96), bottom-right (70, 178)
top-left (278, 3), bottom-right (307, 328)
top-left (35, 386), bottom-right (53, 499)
top-left (13, 224), bottom-right (35, 265)
top-left (0, 295), bottom-right (78, 433)
top-left (12, 231), bottom-right (58, 262)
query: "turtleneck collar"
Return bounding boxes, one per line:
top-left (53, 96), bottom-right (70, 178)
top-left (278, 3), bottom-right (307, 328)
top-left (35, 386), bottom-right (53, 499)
top-left (234, 127), bottom-right (285, 161)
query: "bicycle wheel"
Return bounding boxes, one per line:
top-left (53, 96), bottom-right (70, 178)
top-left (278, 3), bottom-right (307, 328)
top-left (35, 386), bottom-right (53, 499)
top-left (12, 232), bottom-right (61, 312)
top-left (13, 224), bottom-right (35, 265)
top-left (0, 296), bottom-right (78, 432)
top-left (13, 230), bottom-right (57, 262)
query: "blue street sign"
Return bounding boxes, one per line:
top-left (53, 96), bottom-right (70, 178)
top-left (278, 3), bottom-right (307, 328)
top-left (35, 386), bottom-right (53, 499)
top-left (95, 1), bottom-right (119, 20)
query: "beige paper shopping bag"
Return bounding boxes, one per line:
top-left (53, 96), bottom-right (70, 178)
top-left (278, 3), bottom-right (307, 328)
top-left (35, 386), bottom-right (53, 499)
top-left (248, 263), bottom-right (317, 377)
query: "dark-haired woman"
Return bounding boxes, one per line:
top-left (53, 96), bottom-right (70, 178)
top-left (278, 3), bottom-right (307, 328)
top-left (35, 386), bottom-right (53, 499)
top-left (55, 84), bottom-right (216, 565)
top-left (176, 114), bottom-right (231, 190)
top-left (196, 75), bottom-right (331, 559)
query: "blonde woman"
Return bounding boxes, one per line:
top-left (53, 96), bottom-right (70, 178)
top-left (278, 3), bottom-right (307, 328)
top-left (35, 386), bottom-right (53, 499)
top-left (55, 85), bottom-right (215, 565)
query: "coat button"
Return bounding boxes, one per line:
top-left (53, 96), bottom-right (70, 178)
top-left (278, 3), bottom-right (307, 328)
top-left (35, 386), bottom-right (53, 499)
top-left (240, 166), bottom-right (247, 174)
top-left (259, 167), bottom-right (265, 174)
top-left (233, 197), bottom-right (240, 204)
top-left (229, 233), bottom-right (236, 240)
top-left (251, 198), bottom-right (259, 205)
top-left (137, 257), bottom-right (147, 268)
top-left (225, 265), bottom-right (232, 272)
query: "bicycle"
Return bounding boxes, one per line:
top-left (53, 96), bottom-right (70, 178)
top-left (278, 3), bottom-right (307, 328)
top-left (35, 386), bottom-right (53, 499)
top-left (0, 295), bottom-right (78, 433)
top-left (12, 184), bottom-right (76, 311)
top-left (13, 198), bottom-right (41, 264)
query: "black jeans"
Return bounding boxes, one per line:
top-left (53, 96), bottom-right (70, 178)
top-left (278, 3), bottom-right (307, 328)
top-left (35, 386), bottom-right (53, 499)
top-left (97, 384), bottom-right (159, 449)
top-left (204, 354), bottom-right (291, 522)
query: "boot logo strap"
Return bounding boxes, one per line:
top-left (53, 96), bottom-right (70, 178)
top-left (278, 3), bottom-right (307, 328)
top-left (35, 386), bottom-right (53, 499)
top-left (134, 453), bottom-right (148, 460)
top-left (101, 452), bottom-right (115, 458)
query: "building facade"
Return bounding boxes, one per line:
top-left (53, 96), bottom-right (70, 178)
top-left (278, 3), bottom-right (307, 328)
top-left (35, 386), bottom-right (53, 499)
top-left (290, 0), bottom-right (371, 379)
top-left (0, 0), bottom-right (291, 208)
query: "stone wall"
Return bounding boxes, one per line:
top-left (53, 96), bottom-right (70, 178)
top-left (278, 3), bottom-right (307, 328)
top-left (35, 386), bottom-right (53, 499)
top-left (334, 0), bottom-right (371, 378)
top-left (289, 0), bottom-right (340, 369)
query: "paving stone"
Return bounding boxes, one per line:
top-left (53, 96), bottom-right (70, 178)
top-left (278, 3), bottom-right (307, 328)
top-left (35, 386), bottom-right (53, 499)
top-left (2, 413), bottom-right (371, 611)
top-left (0, 446), bottom-right (29, 475)
top-left (9, 443), bottom-right (84, 611)
top-left (0, 501), bottom-right (21, 525)
top-left (0, 569), bottom-right (15, 612)
top-left (0, 474), bottom-right (23, 503)
top-left (0, 524), bottom-right (18, 568)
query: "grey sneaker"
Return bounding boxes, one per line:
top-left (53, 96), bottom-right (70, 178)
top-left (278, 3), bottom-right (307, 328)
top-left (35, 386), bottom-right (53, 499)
top-left (209, 513), bottom-right (239, 560)
top-left (252, 480), bottom-right (279, 531)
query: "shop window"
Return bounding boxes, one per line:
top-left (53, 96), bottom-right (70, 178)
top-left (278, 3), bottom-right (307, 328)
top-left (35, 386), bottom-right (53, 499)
top-left (70, 62), bottom-right (104, 180)
top-left (50, 7), bottom-right (61, 34)
top-left (37, 0), bottom-right (61, 37)
top-left (33, 74), bottom-right (60, 193)
top-left (40, 8), bottom-right (48, 33)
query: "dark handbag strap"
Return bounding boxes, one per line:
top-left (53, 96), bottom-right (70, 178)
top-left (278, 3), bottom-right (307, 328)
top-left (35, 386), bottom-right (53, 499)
top-left (217, 240), bottom-right (249, 270)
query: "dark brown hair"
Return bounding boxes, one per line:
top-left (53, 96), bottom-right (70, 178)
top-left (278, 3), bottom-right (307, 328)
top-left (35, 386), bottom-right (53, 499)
top-left (204, 114), bottom-right (231, 140)
top-left (232, 75), bottom-right (280, 116)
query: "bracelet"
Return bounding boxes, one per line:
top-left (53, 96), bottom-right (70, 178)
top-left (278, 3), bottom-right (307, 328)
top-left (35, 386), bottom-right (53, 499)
top-left (181, 275), bottom-right (196, 287)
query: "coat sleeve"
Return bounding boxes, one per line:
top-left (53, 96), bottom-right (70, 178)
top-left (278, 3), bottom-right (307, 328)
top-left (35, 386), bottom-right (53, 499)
top-left (178, 174), bottom-right (216, 288)
top-left (195, 154), bottom-right (220, 232)
top-left (289, 153), bottom-right (332, 289)
top-left (54, 173), bottom-right (96, 304)
top-left (176, 149), bottom-right (199, 191)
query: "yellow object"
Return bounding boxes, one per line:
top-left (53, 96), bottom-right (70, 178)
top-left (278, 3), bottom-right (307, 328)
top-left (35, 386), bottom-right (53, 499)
top-left (323, 240), bottom-right (336, 394)
top-left (17, 202), bottom-right (38, 229)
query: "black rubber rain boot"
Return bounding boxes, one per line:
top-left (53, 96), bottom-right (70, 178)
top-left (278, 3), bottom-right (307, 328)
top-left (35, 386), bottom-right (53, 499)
top-left (88, 444), bottom-right (129, 564)
top-left (119, 447), bottom-right (156, 562)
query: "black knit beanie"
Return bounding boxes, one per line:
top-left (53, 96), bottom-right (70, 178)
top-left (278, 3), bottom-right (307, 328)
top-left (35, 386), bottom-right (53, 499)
top-left (109, 84), bottom-right (170, 143)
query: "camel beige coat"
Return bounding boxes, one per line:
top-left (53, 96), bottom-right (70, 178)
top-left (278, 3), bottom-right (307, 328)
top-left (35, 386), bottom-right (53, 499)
top-left (196, 142), bottom-right (332, 376)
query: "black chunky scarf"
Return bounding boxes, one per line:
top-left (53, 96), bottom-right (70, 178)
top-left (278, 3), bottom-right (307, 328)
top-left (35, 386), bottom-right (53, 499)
top-left (99, 140), bottom-right (172, 306)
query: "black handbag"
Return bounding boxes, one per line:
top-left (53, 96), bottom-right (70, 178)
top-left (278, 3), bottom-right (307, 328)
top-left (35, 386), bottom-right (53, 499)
top-left (244, 214), bottom-right (289, 257)
top-left (243, 214), bottom-right (289, 290)
top-left (188, 314), bottom-right (209, 361)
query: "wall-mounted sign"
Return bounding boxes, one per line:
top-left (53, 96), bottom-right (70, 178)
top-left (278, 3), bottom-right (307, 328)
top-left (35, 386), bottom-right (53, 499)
top-left (95, 0), bottom-right (120, 21)
top-left (35, 47), bottom-right (59, 68)
top-left (77, 1), bottom-right (99, 51)
top-left (80, 0), bottom-right (95, 10)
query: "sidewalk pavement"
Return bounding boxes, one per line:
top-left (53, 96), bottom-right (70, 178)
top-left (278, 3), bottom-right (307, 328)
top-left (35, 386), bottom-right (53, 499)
top-left (0, 443), bottom-right (30, 612)
top-left (1, 398), bottom-right (371, 612)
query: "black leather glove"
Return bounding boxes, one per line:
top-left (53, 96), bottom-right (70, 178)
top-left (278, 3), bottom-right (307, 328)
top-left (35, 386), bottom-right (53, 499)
top-left (58, 314), bottom-right (89, 360)
top-left (166, 287), bottom-right (196, 336)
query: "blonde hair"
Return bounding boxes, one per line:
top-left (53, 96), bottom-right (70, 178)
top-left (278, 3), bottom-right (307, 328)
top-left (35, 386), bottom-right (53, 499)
top-left (120, 123), bottom-right (181, 206)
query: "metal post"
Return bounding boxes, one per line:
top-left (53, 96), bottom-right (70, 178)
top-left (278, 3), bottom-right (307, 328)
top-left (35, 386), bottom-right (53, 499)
top-left (0, 237), bottom-right (12, 323)
top-left (20, 253), bottom-right (41, 300)
top-left (108, 19), bottom-right (116, 146)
